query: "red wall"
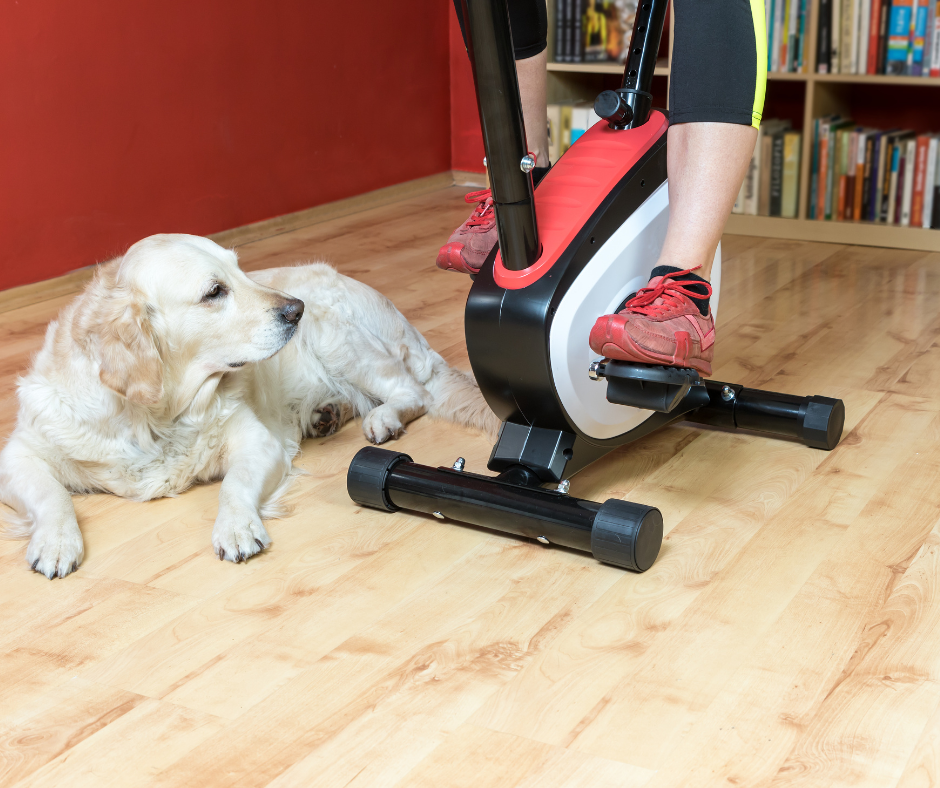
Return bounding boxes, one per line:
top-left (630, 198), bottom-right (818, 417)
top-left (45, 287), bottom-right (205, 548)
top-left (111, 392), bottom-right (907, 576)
top-left (449, 12), bottom-right (486, 174)
top-left (0, 1), bottom-right (451, 289)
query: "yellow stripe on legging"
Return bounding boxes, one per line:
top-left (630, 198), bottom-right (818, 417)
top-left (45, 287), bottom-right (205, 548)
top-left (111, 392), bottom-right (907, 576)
top-left (750, 0), bottom-right (767, 128)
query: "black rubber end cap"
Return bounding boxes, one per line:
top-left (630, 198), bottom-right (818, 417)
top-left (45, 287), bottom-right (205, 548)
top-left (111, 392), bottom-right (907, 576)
top-left (591, 499), bottom-right (664, 572)
top-left (802, 396), bottom-right (845, 451)
top-left (347, 446), bottom-right (412, 512)
top-left (594, 90), bottom-right (622, 120)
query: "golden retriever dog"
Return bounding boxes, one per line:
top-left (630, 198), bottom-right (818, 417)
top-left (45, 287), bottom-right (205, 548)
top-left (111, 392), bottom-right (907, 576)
top-left (0, 234), bottom-right (496, 578)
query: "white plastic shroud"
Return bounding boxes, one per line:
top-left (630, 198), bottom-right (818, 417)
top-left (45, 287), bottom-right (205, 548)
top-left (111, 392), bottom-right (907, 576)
top-left (548, 180), bottom-right (722, 441)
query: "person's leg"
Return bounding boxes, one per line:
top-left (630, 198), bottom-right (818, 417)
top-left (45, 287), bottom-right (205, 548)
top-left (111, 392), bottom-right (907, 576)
top-left (590, 0), bottom-right (767, 374)
top-left (517, 49), bottom-right (550, 168)
top-left (660, 121), bottom-right (757, 280)
top-left (439, 0), bottom-right (549, 273)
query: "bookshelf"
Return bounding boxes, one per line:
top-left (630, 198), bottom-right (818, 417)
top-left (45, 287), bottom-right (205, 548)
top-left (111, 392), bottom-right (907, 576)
top-left (545, 0), bottom-right (940, 252)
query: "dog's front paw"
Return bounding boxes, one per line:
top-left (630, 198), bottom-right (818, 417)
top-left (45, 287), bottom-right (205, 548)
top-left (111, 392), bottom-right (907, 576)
top-left (362, 406), bottom-right (404, 444)
top-left (212, 506), bottom-right (271, 564)
top-left (26, 525), bottom-right (84, 579)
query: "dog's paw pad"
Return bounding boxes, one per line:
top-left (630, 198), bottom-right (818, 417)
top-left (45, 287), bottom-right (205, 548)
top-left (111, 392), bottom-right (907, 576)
top-left (313, 404), bottom-right (342, 437)
top-left (26, 528), bottom-right (84, 579)
top-left (362, 407), bottom-right (404, 445)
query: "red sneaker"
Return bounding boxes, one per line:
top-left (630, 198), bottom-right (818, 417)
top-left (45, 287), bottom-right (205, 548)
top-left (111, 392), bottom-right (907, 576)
top-left (589, 268), bottom-right (715, 376)
top-left (436, 189), bottom-right (498, 274)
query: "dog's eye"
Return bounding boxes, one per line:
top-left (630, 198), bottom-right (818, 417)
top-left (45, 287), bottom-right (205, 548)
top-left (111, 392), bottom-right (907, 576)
top-left (203, 283), bottom-right (226, 301)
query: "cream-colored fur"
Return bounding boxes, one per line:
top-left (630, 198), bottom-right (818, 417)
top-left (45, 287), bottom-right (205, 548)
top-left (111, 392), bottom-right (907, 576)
top-left (0, 234), bottom-right (498, 578)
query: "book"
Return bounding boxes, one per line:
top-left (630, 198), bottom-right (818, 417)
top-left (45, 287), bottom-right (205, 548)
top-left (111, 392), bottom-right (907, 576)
top-left (860, 0), bottom-right (873, 70)
top-left (832, 0), bottom-right (844, 70)
top-left (854, 130), bottom-right (868, 219)
top-left (828, 119), bottom-right (855, 219)
top-left (888, 142), bottom-right (901, 222)
top-left (816, 0), bottom-right (832, 74)
top-left (923, 136), bottom-right (938, 226)
top-left (770, 131), bottom-right (786, 215)
top-left (573, 0), bottom-right (584, 63)
top-left (868, 0), bottom-right (884, 71)
top-left (851, 0), bottom-right (863, 71)
top-left (547, 105), bottom-right (562, 164)
top-left (759, 132), bottom-right (776, 214)
top-left (581, 0), bottom-right (638, 62)
top-left (843, 0), bottom-right (857, 72)
top-left (887, 0), bottom-right (914, 73)
top-left (924, 0), bottom-right (937, 74)
top-left (932, 1), bottom-right (940, 74)
top-left (911, 0), bottom-right (930, 73)
top-left (560, 104), bottom-right (573, 153)
top-left (861, 132), bottom-right (877, 219)
top-left (878, 0), bottom-right (892, 72)
top-left (743, 134), bottom-right (762, 214)
top-left (810, 118), bottom-right (821, 216)
top-left (911, 135), bottom-right (931, 225)
top-left (900, 137), bottom-right (917, 224)
top-left (782, 132), bottom-right (802, 218)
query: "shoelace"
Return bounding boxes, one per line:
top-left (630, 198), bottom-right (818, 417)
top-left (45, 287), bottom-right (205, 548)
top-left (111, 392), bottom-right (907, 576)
top-left (622, 269), bottom-right (712, 317)
top-left (464, 189), bottom-right (494, 228)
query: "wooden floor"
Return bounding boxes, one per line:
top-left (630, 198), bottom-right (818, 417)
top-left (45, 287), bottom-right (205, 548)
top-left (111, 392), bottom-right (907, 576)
top-left (2, 183), bottom-right (940, 788)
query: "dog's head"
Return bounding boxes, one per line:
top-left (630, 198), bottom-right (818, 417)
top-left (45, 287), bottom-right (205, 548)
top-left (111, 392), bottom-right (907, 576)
top-left (72, 234), bottom-right (304, 407)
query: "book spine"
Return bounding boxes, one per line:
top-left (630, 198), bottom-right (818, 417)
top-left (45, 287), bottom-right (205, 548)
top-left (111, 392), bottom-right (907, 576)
top-left (933, 3), bottom-right (940, 73)
top-left (555, 0), bottom-right (565, 61)
top-left (563, 0), bottom-right (573, 62)
top-left (760, 131), bottom-right (775, 215)
top-left (860, 0), bottom-right (873, 69)
top-left (819, 121), bottom-right (830, 218)
top-left (900, 139), bottom-right (916, 224)
top-left (855, 0), bottom-right (867, 70)
top-left (912, 136), bottom-right (929, 225)
top-left (744, 134), bottom-right (761, 215)
top-left (833, 0), bottom-right (844, 70)
top-left (887, 0), bottom-right (912, 73)
top-left (571, 0), bottom-right (580, 63)
top-left (826, 124), bottom-right (839, 219)
top-left (789, 0), bottom-right (800, 70)
top-left (854, 131), bottom-right (867, 219)
top-left (879, 0), bottom-right (893, 71)
top-left (770, 134), bottom-right (785, 216)
top-left (782, 133), bottom-right (801, 218)
top-left (868, 0), bottom-right (884, 70)
top-left (888, 145), bottom-right (907, 225)
top-left (912, 0), bottom-right (928, 72)
top-left (810, 119), bottom-right (820, 216)
top-left (819, 0), bottom-right (833, 70)
top-left (925, 0), bottom-right (937, 74)
top-left (881, 140), bottom-right (896, 221)
top-left (861, 133), bottom-right (875, 219)
top-left (923, 137), bottom-right (938, 227)
top-left (843, 0), bottom-right (856, 72)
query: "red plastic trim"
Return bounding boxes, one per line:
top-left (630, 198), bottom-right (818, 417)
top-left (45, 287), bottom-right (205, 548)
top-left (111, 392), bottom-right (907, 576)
top-left (493, 111), bottom-right (669, 290)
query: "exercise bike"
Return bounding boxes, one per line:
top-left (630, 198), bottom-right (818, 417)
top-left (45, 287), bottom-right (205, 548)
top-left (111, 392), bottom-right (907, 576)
top-left (346, 0), bottom-right (844, 572)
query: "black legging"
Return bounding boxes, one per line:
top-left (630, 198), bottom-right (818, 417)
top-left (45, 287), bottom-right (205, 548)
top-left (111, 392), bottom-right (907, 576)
top-left (452, 0), bottom-right (766, 128)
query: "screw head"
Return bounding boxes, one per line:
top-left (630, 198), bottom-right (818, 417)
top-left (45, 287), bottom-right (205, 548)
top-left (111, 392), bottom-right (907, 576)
top-left (520, 153), bottom-right (536, 173)
top-left (452, 457), bottom-right (466, 472)
top-left (536, 535), bottom-right (550, 545)
top-left (556, 480), bottom-right (570, 495)
top-left (721, 385), bottom-right (735, 402)
top-left (588, 361), bottom-right (606, 381)
top-left (432, 511), bottom-right (444, 520)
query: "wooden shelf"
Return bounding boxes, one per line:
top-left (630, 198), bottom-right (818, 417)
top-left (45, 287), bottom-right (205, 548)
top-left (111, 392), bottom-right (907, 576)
top-left (725, 214), bottom-right (940, 252)
top-left (547, 59), bottom-right (669, 76)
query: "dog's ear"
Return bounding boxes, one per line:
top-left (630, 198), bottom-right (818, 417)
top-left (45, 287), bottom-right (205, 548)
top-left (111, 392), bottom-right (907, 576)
top-left (73, 279), bottom-right (164, 405)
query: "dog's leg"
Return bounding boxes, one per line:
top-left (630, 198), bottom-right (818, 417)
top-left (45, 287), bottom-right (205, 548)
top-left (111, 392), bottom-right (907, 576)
top-left (344, 356), bottom-right (432, 444)
top-left (0, 438), bottom-right (83, 579)
top-left (213, 408), bottom-right (293, 563)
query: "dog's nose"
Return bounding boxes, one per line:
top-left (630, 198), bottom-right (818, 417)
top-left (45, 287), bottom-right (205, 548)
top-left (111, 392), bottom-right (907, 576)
top-left (279, 299), bottom-right (304, 325)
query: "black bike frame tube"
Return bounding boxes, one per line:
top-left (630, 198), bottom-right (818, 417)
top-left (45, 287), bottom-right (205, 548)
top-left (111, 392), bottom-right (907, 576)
top-left (618, 0), bottom-right (669, 127)
top-left (385, 463), bottom-right (598, 552)
top-left (457, 0), bottom-right (540, 271)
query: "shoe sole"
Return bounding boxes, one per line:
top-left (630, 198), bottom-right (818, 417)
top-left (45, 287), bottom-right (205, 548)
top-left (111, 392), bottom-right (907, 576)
top-left (593, 329), bottom-right (713, 377)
